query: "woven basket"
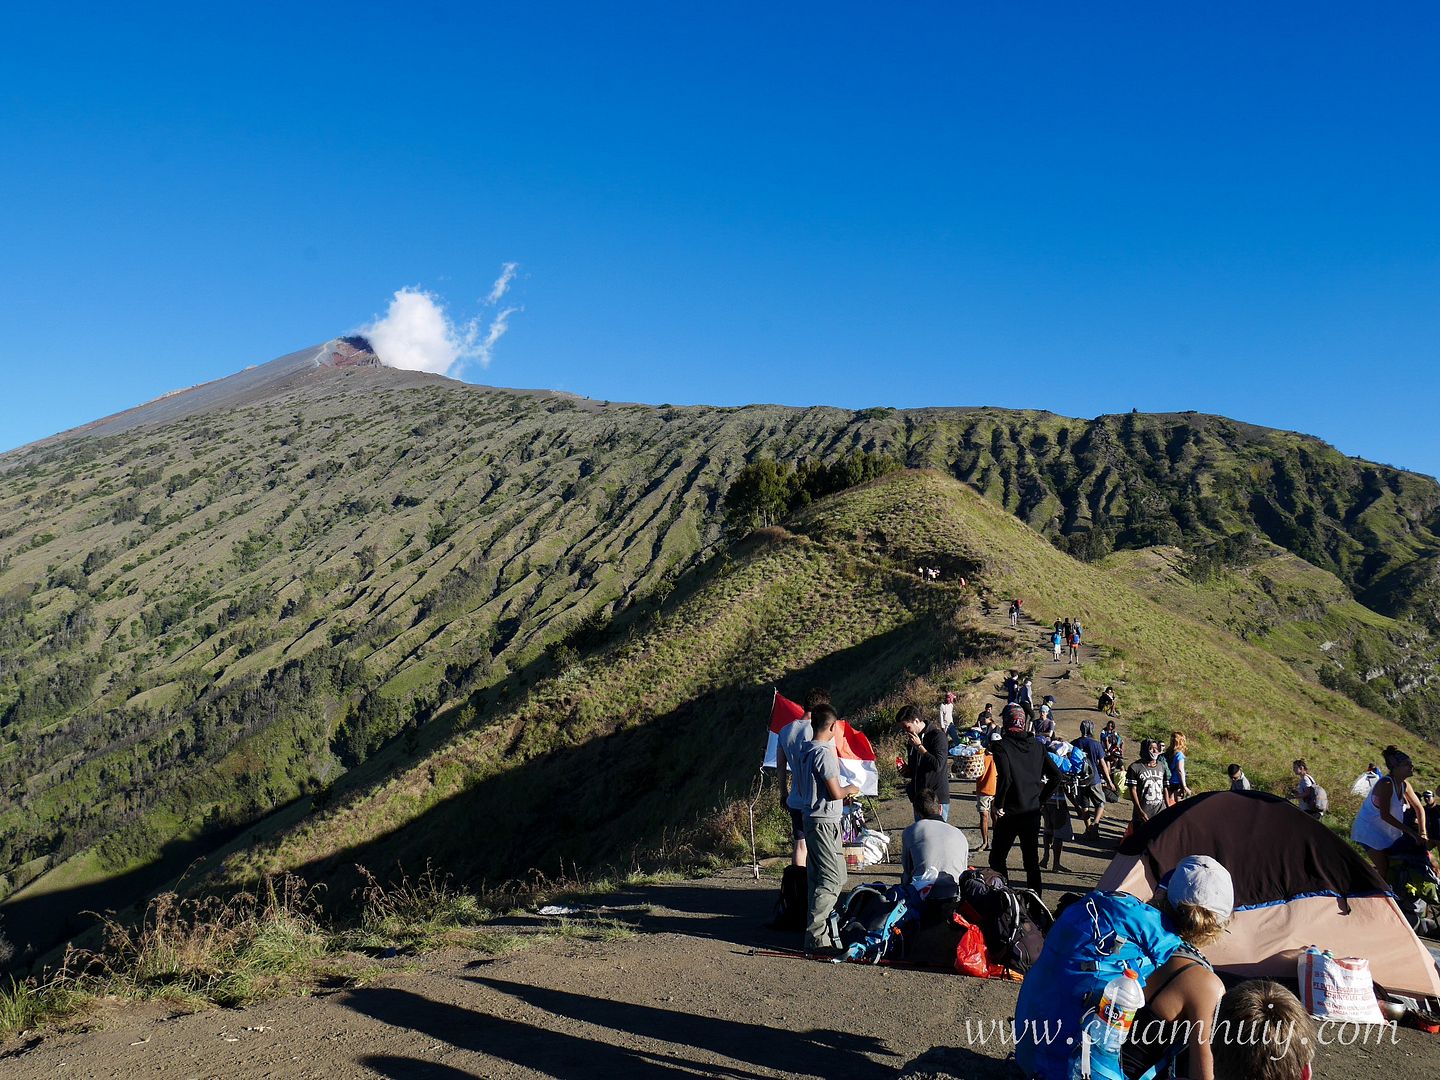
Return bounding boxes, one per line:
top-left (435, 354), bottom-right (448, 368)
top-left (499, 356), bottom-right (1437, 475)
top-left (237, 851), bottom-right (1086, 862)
top-left (956, 751), bottom-right (987, 781)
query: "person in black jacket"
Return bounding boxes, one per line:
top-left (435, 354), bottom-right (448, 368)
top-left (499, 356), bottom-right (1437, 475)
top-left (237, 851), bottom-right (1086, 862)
top-left (989, 703), bottom-right (1061, 893)
top-left (898, 704), bottom-right (951, 822)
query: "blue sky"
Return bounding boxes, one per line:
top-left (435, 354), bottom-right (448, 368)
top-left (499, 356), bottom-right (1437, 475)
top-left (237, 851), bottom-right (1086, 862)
top-left (2, 3), bottom-right (1437, 476)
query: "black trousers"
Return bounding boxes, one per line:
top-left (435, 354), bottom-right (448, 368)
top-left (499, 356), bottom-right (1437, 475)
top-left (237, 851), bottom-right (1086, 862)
top-left (988, 808), bottom-right (1043, 893)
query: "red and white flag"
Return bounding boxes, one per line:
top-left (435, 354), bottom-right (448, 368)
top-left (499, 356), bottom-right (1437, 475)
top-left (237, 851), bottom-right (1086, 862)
top-left (834, 720), bottom-right (879, 796)
top-left (761, 691), bottom-right (878, 796)
top-left (762, 691), bottom-right (805, 768)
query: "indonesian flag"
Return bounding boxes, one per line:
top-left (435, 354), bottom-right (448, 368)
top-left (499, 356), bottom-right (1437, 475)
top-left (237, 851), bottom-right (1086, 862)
top-left (762, 691), bottom-right (805, 768)
top-left (835, 720), bottom-right (879, 796)
top-left (761, 690), bottom-right (879, 796)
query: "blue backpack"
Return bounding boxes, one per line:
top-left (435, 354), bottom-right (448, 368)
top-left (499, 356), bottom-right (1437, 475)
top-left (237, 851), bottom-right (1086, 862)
top-left (833, 883), bottom-right (911, 964)
top-left (1013, 891), bottom-right (1190, 1080)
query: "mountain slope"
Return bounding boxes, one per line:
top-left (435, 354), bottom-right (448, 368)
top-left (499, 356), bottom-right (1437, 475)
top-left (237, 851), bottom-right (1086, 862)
top-left (3, 346), bottom-right (1440, 958)
top-left (218, 469), bottom-right (1436, 904)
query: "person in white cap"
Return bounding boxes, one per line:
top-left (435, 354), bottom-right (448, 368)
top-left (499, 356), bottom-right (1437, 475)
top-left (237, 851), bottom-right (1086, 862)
top-left (1123, 854), bottom-right (1234, 1080)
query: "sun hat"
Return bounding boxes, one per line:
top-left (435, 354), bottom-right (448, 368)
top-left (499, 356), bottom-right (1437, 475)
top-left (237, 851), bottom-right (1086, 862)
top-left (1159, 855), bottom-right (1234, 921)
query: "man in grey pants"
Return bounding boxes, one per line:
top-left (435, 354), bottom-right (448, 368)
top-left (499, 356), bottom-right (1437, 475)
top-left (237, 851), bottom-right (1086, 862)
top-left (794, 703), bottom-right (860, 954)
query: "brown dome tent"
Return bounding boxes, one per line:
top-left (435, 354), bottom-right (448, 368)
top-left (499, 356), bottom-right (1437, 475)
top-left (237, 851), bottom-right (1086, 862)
top-left (1098, 790), bottom-right (1440, 1001)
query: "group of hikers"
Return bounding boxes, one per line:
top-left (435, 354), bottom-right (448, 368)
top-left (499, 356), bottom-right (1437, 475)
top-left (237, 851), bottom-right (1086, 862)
top-left (772, 680), bottom-right (1337, 1079)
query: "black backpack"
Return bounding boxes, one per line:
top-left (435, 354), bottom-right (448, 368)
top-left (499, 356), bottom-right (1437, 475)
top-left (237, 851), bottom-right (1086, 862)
top-left (958, 867), bottom-right (1052, 974)
top-left (769, 865), bottom-right (807, 932)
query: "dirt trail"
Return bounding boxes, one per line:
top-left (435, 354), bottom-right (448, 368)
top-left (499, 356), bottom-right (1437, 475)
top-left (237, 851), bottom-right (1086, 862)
top-left (5, 616), bottom-right (1437, 1078)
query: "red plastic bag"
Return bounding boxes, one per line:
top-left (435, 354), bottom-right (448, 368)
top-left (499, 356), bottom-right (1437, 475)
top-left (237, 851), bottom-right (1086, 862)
top-left (952, 912), bottom-right (994, 978)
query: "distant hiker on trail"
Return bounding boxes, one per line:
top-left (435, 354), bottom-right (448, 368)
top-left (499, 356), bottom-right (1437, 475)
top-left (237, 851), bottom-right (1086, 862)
top-left (1098, 684), bottom-right (1118, 716)
top-left (1003, 670), bottom-right (1019, 704)
top-left (775, 687), bottom-right (826, 867)
top-left (1167, 732), bottom-right (1191, 801)
top-left (1072, 718), bottom-right (1112, 836)
top-left (901, 791), bottom-right (968, 888)
top-left (1291, 759), bottom-right (1325, 818)
top-left (794, 703), bottom-right (860, 955)
top-left (1009, 599), bottom-right (1021, 628)
top-left (1018, 677), bottom-right (1034, 721)
top-left (1351, 744), bottom-right (1429, 881)
top-left (898, 704), bottom-right (950, 822)
top-left (1128, 739), bottom-right (1171, 830)
top-left (974, 744), bottom-right (996, 852)
top-left (989, 703), bottom-right (1062, 894)
top-left (1212, 979), bottom-right (1315, 1080)
top-left (1101, 719), bottom-right (1124, 766)
top-left (1227, 763), bottom-right (1251, 792)
top-left (1067, 627), bottom-right (1081, 665)
top-left (1062, 618), bottom-right (1072, 642)
top-left (938, 692), bottom-right (955, 739)
top-left (1051, 626), bottom-right (1063, 661)
top-left (1033, 700), bottom-right (1056, 742)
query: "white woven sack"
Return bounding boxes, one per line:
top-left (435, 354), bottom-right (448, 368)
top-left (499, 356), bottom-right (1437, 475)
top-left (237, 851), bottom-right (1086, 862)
top-left (1298, 946), bottom-right (1385, 1024)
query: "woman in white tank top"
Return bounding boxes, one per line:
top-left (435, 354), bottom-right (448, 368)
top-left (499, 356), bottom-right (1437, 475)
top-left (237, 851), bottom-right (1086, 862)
top-left (1351, 746), bottom-right (1428, 881)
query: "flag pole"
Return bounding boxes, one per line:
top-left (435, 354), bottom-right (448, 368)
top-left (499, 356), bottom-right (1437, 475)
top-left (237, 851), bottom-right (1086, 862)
top-left (747, 688), bottom-right (779, 882)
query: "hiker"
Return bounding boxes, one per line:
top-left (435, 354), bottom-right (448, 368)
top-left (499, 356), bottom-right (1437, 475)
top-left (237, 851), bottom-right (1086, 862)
top-left (1018, 677), bottom-right (1034, 721)
top-left (1072, 616), bottom-right (1082, 641)
top-left (1072, 718), bottom-right (1112, 836)
top-left (974, 742), bottom-right (996, 852)
top-left (989, 703), bottom-right (1062, 894)
top-left (1101, 719), bottom-right (1125, 773)
top-left (938, 691), bottom-right (955, 740)
top-left (1352, 744), bottom-right (1430, 881)
top-left (1291, 759), bottom-right (1322, 817)
top-left (1051, 625), bottom-right (1063, 661)
top-left (1128, 739), bottom-right (1171, 828)
top-left (1121, 856), bottom-right (1234, 1080)
top-left (1009, 599), bottom-right (1021, 628)
top-left (901, 791), bottom-right (968, 888)
top-left (775, 687), bottom-right (826, 866)
top-left (1033, 700), bottom-right (1056, 742)
top-left (1014, 855), bottom-right (1234, 1080)
top-left (1042, 771), bottom-right (1073, 872)
top-left (1167, 731), bottom-right (1191, 800)
top-left (1227, 763), bottom-right (1251, 792)
top-left (793, 703), bottom-right (860, 954)
top-left (1062, 618), bottom-right (1072, 642)
top-left (1212, 979), bottom-right (1315, 1080)
top-left (1098, 684), bottom-right (1118, 716)
top-left (898, 704), bottom-right (950, 822)
top-left (1424, 790), bottom-right (1440, 842)
top-left (1003, 670), bottom-right (1019, 704)
top-left (975, 701), bottom-right (994, 729)
top-left (1067, 625), bottom-right (1081, 665)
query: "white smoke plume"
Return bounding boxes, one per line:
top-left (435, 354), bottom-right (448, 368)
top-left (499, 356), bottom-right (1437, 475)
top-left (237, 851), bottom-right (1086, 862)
top-left (477, 306), bottom-right (518, 367)
top-left (486, 262), bottom-right (518, 305)
top-left (363, 265), bottom-right (521, 375)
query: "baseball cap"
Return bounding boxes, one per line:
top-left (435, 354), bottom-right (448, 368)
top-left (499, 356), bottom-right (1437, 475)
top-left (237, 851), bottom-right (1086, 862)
top-left (1159, 855), bottom-right (1234, 922)
top-left (1424, 790), bottom-right (1436, 800)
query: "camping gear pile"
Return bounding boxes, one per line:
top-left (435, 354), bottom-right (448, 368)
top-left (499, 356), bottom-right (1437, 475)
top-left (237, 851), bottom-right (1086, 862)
top-left (840, 803), bottom-right (890, 870)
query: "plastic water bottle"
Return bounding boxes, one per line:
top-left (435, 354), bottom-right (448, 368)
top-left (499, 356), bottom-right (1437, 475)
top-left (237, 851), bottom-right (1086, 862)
top-left (1097, 968), bottom-right (1145, 1051)
top-left (1074, 968), bottom-right (1145, 1076)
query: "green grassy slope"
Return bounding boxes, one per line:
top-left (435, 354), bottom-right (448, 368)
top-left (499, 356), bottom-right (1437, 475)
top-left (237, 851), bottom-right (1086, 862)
top-left (218, 471), bottom-right (1435, 904)
top-left (1103, 543), bottom-right (1440, 740)
top-left (3, 357), bottom-right (1440, 955)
